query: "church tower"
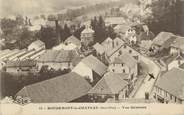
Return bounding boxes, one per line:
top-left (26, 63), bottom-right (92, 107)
top-left (81, 26), bottom-right (95, 47)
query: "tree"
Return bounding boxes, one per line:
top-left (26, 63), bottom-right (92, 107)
top-left (73, 26), bottom-right (85, 39)
top-left (38, 26), bottom-right (57, 49)
top-left (17, 27), bottom-right (35, 49)
top-left (106, 26), bottom-right (116, 39)
top-left (62, 24), bottom-right (71, 41)
top-left (142, 0), bottom-right (182, 35)
top-left (91, 16), bottom-right (107, 43)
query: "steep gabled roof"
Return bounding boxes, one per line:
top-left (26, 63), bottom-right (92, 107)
top-left (152, 32), bottom-right (175, 46)
top-left (16, 72), bottom-right (92, 103)
top-left (113, 53), bottom-right (138, 68)
top-left (155, 68), bottom-right (184, 100)
top-left (65, 35), bottom-right (81, 47)
top-left (88, 72), bottom-right (128, 94)
top-left (81, 55), bottom-right (107, 76)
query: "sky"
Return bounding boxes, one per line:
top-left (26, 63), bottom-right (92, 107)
top-left (0, 0), bottom-right (120, 17)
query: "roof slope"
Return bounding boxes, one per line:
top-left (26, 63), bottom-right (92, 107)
top-left (93, 43), bottom-right (105, 54)
top-left (81, 28), bottom-right (94, 34)
top-left (113, 53), bottom-right (137, 68)
top-left (155, 68), bottom-right (184, 100)
top-left (65, 35), bottom-right (81, 46)
top-left (81, 55), bottom-right (107, 76)
top-left (171, 36), bottom-right (184, 50)
top-left (37, 50), bottom-right (77, 62)
top-left (152, 32), bottom-right (175, 46)
top-left (88, 72), bottom-right (128, 94)
top-left (16, 72), bottom-right (92, 103)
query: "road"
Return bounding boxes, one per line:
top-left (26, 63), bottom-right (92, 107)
top-left (133, 55), bottom-right (161, 98)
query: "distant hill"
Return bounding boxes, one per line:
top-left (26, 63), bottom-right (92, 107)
top-left (0, 0), bottom-right (139, 17)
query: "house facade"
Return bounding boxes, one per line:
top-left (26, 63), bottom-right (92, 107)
top-left (108, 53), bottom-right (138, 85)
top-left (153, 68), bottom-right (184, 104)
top-left (72, 55), bottom-right (107, 82)
top-left (37, 50), bottom-right (78, 70)
top-left (88, 72), bottom-right (129, 102)
top-left (159, 53), bottom-right (184, 71)
top-left (151, 32), bottom-right (176, 53)
top-left (5, 60), bottom-right (38, 76)
top-left (170, 36), bottom-right (184, 55)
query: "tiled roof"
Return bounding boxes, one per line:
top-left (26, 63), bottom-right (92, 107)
top-left (155, 68), bottom-right (184, 100)
top-left (16, 72), bottom-right (92, 103)
top-left (88, 72), bottom-right (128, 94)
top-left (64, 35), bottom-right (81, 46)
top-left (6, 60), bottom-right (36, 67)
top-left (81, 55), bottom-right (107, 76)
top-left (81, 28), bottom-right (94, 34)
top-left (29, 40), bottom-right (45, 48)
top-left (101, 37), bottom-right (113, 45)
top-left (152, 32), bottom-right (175, 46)
top-left (113, 53), bottom-right (137, 68)
top-left (37, 50), bottom-right (77, 63)
top-left (93, 43), bottom-right (105, 54)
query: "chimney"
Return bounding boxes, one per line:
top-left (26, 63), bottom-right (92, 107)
top-left (55, 20), bottom-right (61, 43)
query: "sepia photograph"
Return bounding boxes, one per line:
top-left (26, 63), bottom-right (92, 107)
top-left (0, 0), bottom-right (184, 114)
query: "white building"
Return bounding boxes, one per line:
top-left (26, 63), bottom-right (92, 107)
top-left (28, 40), bottom-right (45, 51)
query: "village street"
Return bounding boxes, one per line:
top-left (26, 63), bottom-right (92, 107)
top-left (133, 55), bottom-right (161, 99)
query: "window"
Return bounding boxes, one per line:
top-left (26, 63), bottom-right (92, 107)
top-left (129, 50), bottom-right (132, 54)
top-left (123, 69), bottom-right (125, 73)
top-left (121, 64), bottom-right (124, 67)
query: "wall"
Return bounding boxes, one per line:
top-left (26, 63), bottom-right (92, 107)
top-left (153, 86), bottom-right (183, 104)
top-left (37, 62), bottom-right (72, 70)
top-left (108, 63), bottom-right (130, 74)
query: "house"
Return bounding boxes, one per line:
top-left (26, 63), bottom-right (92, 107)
top-left (28, 40), bottom-right (45, 51)
top-left (170, 36), bottom-right (184, 54)
top-left (88, 72), bottom-right (129, 102)
top-left (113, 37), bottom-right (124, 48)
top-left (72, 55), bottom-right (107, 82)
top-left (16, 72), bottom-right (92, 103)
top-left (106, 44), bottom-right (140, 62)
top-left (93, 43), bottom-right (105, 60)
top-left (101, 37), bottom-right (113, 52)
top-left (64, 35), bottom-right (81, 48)
top-left (151, 32), bottom-right (176, 53)
top-left (114, 24), bottom-right (131, 34)
top-left (81, 27), bottom-right (94, 47)
top-left (105, 17), bottom-right (126, 26)
top-left (37, 50), bottom-right (78, 70)
top-left (153, 68), bottom-right (184, 104)
top-left (5, 60), bottom-right (37, 76)
top-left (108, 53), bottom-right (138, 85)
top-left (159, 53), bottom-right (184, 71)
